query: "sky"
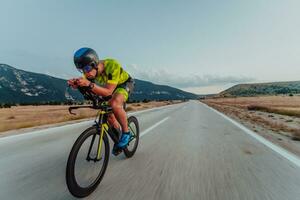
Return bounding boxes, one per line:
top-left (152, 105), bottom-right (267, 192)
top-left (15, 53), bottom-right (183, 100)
top-left (0, 0), bottom-right (300, 94)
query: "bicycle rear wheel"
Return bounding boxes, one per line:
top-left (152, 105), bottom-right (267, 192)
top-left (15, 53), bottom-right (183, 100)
top-left (66, 126), bottom-right (109, 198)
top-left (124, 116), bottom-right (140, 158)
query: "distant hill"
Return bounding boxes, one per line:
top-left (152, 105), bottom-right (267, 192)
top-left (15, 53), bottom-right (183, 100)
top-left (131, 79), bottom-right (198, 101)
top-left (219, 81), bottom-right (300, 97)
top-left (0, 64), bottom-right (198, 104)
top-left (0, 64), bottom-right (83, 103)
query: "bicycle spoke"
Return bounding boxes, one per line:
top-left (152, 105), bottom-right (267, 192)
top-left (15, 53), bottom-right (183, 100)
top-left (86, 134), bottom-right (96, 161)
top-left (129, 125), bottom-right (136, 137)
top-left (73, 132), bottom-right (106, 188)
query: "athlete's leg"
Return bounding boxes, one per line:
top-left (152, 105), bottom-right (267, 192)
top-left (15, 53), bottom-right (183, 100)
top-left (107, 113), bottom-right (120, 130)
top-left (108, 93), bottom-right (128, 132)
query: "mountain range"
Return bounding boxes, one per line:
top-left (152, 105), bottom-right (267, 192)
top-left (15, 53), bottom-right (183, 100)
top-left (219, 81), bottom-right (300, 97)
top-left (0, 64), bottom-right (198, 104)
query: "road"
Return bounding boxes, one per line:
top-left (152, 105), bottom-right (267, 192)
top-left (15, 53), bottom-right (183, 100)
top-left (0, 101), bottom-right (300, 200)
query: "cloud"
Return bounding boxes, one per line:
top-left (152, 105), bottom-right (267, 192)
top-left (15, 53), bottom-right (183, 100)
top-left (125, 64), bottom-right (255, 88)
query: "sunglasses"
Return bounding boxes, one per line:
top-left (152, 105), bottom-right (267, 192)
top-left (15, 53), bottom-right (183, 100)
top-left (79, 65), bottom-right (93, 73)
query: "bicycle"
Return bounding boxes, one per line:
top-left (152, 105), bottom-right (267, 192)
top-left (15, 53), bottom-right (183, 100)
top-left (65, 84), bottom-right (140, 198)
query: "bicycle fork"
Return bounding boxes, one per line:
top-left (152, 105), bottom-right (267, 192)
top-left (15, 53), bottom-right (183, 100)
top-left (97, 122), bottom-right (106, 160)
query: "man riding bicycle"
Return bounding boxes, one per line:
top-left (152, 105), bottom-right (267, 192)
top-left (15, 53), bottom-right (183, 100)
top-left (68, 47), bottom-right (134, 155)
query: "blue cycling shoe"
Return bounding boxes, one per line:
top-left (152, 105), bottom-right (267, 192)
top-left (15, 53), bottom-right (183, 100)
top-left (117, 132), bottom-right (131, 149)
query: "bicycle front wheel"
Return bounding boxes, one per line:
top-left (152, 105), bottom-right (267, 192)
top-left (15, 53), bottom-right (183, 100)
top-left (66, 126), bottom-right (109, 198)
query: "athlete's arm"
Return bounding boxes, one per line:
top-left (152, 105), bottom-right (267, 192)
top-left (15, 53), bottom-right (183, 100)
top-left (90, 83), bottom-right (117, 97)
top-left (76, 77), bottom-right (117, 97)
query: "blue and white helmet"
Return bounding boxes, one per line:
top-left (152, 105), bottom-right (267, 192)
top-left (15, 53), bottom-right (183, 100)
top-left (73, 47), bottom-right (99, 70)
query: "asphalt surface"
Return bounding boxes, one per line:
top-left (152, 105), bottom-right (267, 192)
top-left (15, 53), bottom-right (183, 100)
top-left (0, 101), bottom-right (300, 200)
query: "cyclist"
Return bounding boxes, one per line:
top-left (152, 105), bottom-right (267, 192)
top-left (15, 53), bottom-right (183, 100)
top-left (68, 47), bottom-right (135, 155)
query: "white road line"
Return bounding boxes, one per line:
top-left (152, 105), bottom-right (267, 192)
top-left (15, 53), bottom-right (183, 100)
top-left (129, 102), bottom-right (186, 116)
top-left (140, 117), bottom-right (170, 137)
top-left (0, 121), bottom-right (93, 142)
top-left (201, 102), bottom-right (300, 168)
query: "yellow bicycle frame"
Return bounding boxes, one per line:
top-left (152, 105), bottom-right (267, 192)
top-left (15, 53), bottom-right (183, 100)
top-left (95, 106), bottom-right (134, 160)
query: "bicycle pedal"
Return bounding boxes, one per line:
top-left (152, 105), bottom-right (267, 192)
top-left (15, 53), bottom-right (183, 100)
top-left (112, 148), bottom-right (122, 156)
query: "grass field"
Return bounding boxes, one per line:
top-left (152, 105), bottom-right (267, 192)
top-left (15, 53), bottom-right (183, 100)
top-left (202, 96), bottom-right (300, 140)
top-left (204, 96), bottom-right (300, 118)
top-left (0, 101), bottom-right (180, 134)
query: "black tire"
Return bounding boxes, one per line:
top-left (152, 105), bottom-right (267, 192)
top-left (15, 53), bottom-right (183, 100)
top-left (66, 126), bottom-right (110, 198)
top-left (124, 116), bottom-right (140, 158)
